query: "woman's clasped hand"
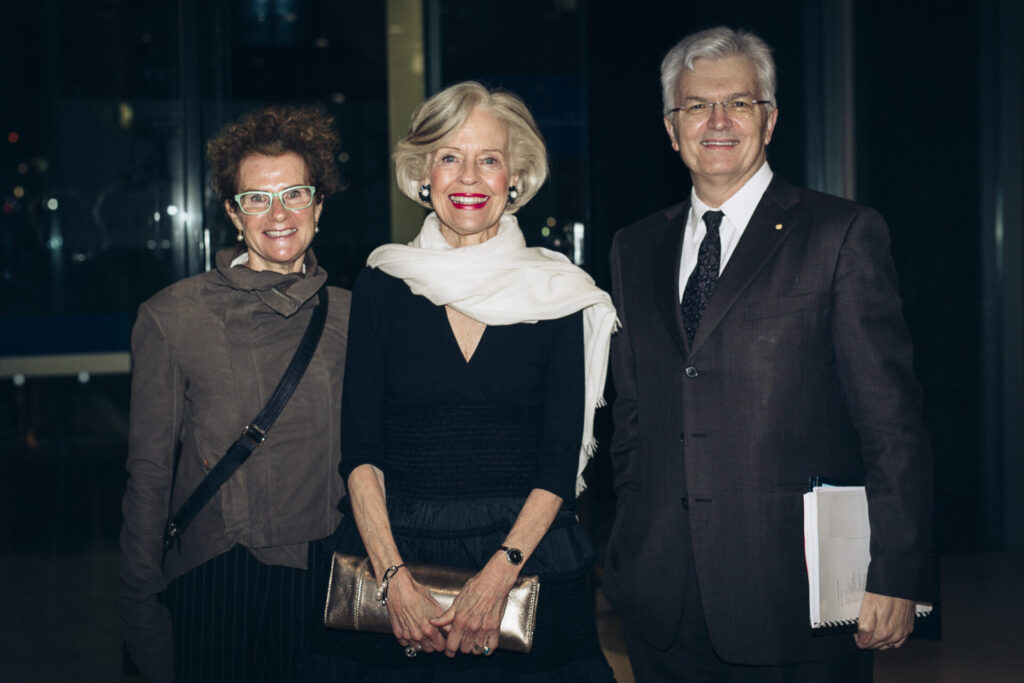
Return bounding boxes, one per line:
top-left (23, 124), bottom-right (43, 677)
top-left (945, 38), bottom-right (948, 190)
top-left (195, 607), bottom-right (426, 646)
top-left (429, 553), bottom-right (517, 657)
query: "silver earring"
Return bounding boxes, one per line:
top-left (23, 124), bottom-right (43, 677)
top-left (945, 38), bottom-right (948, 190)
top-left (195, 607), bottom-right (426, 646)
top-left (236, 230), bottom-right (244, 242)
top-left (314, 223), bottom-right (320, 234)
top-left (507, 186), bottom-right (519, 203)
top-left (418, 184), bottom-right (431, 203)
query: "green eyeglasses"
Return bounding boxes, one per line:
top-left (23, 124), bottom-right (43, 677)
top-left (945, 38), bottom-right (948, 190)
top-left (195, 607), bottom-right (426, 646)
top-left (233, 185), bottom-right (316, 215)
top-left (667, 98), bottom-right (771, 120)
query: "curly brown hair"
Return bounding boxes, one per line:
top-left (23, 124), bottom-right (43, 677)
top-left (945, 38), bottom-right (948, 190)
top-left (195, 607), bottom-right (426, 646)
top-left (207, 104), bottom-right (341, 203)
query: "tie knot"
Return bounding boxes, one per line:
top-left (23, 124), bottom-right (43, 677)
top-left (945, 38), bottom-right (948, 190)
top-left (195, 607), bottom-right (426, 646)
top-left (703, 210), bottom-right (724, 235)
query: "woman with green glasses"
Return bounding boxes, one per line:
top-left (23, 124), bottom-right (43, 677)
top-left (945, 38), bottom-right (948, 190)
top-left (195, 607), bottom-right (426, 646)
top-left (117, 105), bottom-right (351, 683)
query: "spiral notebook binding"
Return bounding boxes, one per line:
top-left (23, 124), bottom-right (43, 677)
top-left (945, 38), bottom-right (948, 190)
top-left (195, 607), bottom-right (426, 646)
top-left (814, 604), bottom-right (934, 632)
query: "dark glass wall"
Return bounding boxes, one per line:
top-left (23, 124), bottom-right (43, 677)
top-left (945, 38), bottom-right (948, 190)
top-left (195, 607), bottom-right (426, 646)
top-left (854, 0), bottom-right (982, 552)
top-left (1, 1), bottom-right (181, 320)
top-left (1, 1), bottom-right (187, 553)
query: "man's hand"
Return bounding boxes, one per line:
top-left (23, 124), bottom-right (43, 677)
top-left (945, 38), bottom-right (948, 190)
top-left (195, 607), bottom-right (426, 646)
top-left (855, 591), bottom-right (915, 650)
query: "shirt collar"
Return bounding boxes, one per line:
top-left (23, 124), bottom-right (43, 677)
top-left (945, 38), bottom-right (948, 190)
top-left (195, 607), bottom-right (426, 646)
top-left (688, 161), bottom-right (774, 235)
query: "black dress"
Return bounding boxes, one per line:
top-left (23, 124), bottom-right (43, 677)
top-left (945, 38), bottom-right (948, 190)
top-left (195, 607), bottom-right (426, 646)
top-left (306, 267), bottom-right (614, 681)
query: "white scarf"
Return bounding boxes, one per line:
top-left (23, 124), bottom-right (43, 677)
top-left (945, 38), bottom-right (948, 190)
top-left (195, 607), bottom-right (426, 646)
top-left (367, 212), bottom-right (618, 496)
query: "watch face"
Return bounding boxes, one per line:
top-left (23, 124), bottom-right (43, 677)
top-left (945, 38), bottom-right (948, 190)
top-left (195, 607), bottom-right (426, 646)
top-left (506, 547), bottom-right (523, 565)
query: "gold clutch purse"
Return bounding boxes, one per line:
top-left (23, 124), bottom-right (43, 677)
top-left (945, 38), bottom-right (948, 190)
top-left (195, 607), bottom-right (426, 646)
top-left (323, 552), bottom-right (540, 653)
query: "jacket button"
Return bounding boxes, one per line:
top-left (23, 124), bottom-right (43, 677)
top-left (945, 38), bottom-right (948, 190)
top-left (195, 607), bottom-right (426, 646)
top-left (681, 497), bottom-right (689, 510)
top-left (685, 366), bottom-right (698, 378)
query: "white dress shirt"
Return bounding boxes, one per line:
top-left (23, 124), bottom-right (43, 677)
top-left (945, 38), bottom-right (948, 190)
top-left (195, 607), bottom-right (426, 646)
top-left (678, 162), bottom-right (774, 301)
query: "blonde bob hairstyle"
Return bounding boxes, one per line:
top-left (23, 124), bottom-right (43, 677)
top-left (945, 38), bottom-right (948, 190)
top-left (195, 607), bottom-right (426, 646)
top-left (394, 81), bottom-right (548, 213)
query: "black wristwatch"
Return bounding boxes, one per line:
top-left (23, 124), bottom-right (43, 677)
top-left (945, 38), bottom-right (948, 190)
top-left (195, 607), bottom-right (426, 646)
top-left (499, 545), bottom-right (523, 565)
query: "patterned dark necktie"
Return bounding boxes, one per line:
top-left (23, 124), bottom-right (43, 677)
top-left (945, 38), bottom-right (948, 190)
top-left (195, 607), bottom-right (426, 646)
top-left (681, 210), bottom-right (724, 345)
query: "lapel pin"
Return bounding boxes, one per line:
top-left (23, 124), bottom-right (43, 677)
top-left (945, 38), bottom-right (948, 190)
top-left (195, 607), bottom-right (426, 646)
top-left (774, 223), bottom-right (783, 231)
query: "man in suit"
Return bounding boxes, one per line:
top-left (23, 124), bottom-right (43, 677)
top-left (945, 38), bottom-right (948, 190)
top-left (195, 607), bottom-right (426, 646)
top-left (603, 26), bottom-right (935, 681)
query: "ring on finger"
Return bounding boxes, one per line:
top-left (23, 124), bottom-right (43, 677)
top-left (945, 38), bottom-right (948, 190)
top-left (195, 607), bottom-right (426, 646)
top-left (404, 646), bottom-right (418, 658)
top-left (472, 644), bottom-right (485, 655)
top-left (481, 645), bottom-right (491, 656)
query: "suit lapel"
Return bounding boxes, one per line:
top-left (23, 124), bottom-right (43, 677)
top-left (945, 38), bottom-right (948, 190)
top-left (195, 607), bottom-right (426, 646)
top-left (652, 202), bottom-right (690, 358)
top-left (689, 177), bottom-right (802, 354)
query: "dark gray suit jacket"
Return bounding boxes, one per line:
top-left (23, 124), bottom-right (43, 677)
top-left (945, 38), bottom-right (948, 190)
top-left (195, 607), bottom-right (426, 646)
top-left (603, 176), bottom-right (935, 665)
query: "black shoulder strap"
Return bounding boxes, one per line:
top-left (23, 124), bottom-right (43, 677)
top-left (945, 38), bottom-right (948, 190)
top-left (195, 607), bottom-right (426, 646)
top-left (163, 287), bottom-right (329, 552)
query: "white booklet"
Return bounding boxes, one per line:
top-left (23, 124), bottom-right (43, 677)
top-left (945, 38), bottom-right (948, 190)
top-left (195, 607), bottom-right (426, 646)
top-left (803, 484), bottom-right (933, 629)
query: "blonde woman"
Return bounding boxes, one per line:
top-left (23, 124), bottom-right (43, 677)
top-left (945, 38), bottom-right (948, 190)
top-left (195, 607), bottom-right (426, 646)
top-left (306, 82), bottom-right (616, 681)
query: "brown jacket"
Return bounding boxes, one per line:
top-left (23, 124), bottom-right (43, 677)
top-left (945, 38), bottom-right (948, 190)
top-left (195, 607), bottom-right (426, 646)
top-left (117, 246), bottom-right (350, 681)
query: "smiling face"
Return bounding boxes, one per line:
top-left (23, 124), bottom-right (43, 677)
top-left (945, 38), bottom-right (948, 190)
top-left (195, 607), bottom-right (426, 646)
top-left (664, 55), bottom-right (778, 206)
top-left (427, 108), bottom-right (517, 247)
top-left (226, 151), bottom-right (322, 274)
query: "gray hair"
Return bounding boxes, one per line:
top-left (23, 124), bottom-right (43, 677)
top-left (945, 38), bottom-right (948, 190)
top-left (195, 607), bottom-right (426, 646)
top-left (393, 81), bottom-right (549, 213)
top-left (660, 26), bottom-right (777, 115)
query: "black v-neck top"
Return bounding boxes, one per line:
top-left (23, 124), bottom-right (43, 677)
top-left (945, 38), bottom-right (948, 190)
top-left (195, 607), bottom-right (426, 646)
top-left (339, 267), bottom-right (585, 503)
